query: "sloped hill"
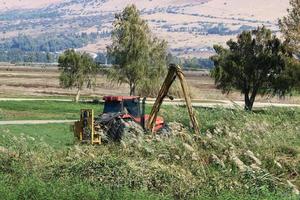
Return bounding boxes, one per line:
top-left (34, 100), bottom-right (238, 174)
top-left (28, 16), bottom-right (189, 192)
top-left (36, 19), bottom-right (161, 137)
top-left (0, 0), bottom-right (290, 58)
top-left (0, 0), bottom-right (62, 10)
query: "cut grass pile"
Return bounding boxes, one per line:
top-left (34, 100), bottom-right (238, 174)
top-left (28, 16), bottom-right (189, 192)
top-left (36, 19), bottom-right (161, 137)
top-left (0, 101), bottom-right (299, 199)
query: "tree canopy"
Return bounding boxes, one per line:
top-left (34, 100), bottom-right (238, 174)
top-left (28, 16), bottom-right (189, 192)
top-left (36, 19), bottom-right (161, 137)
top-left (279, 0), bottom-right (300, 56)
top-left (279, 0), bottom-right (300, 92)
top-left (58, 49), bottom-right (97, 102)
top-left (211, 26), bottom-right (291, 111)
top-left (107, 4), bottom-right (168, 96)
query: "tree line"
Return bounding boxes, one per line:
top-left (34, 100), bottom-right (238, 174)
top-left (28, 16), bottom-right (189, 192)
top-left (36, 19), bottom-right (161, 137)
top-left (96, 52), bottom-right (214, 69)
top-left (0, 33), bottom-right (98, 52)
top-left (0, 32), bottom-right (214, 69)
top-left (0, 32), bottom-right (99, 63)
top-left (0, 50), bottom-right (57, 63)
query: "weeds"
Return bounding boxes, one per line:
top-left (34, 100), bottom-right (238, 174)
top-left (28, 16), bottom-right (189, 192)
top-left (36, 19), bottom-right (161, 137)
top-left (0, 104), bottom-right (299, 199)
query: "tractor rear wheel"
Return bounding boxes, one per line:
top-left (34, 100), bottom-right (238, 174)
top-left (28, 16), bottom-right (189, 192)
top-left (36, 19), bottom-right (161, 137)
top-left (97, 118), bottom-right (144, 143)
top-left (157, 124), bottom-right (172, 137)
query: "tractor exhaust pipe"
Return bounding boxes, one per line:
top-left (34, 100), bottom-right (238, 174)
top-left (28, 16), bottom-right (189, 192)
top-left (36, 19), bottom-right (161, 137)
top-left (141, 97), bottom-right (146, 130)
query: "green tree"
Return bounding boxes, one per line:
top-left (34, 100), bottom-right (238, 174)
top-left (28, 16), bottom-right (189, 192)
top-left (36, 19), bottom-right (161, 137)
top-left (46, 52), bottom-right (52, 63)
top-left (166, 53), bottom-right (182, 65)
top-left (107, 4), bottom-right (168, 96)
top-left (211, 26), bottom-right (290, 111)
top-left (278, 0), bottom-right (300, 91)
top-left (279, 0), bottom-right (300, 55)
top-left (58, 49), bottom-right (97, 102)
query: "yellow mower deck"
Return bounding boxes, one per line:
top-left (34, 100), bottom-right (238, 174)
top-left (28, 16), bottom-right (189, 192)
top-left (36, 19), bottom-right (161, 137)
top-left (74, 109), bottom-right (101, 145)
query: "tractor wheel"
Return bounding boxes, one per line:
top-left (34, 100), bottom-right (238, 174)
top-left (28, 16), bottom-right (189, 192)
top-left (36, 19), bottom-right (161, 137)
top-left (107, 118), bottom-right (144, 142)
top-left (105, 118), bottom-right (126, 142)
top-left (157, 124), bottom-right (172, 137)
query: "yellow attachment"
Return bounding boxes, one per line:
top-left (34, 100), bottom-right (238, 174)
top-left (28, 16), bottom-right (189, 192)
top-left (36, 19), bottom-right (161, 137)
top-left (74, 109), bottom-right (101, 145)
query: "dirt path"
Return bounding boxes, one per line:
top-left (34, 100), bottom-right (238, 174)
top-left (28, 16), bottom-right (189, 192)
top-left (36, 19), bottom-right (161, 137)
top-left (0, 120), bottom-right (76, 125)
top-left (158, 100), bottom-right (300, 108)
top-left (0, 98), bottom-right (299, 108)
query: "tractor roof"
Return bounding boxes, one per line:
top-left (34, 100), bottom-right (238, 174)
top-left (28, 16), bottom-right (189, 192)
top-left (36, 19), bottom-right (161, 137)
top-left (103, 96), bottom-right (140, 102)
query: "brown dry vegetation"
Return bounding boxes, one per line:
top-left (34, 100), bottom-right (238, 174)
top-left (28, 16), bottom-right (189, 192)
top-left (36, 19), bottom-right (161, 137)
top-left (0, 65), bottom-right (299, 104)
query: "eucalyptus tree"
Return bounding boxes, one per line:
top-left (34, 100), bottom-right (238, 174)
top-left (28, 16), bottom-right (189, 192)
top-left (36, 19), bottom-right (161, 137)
top-left (107, 4), bottom-right (168, 96)
top-left (58, 49), bottom-right (97, 102)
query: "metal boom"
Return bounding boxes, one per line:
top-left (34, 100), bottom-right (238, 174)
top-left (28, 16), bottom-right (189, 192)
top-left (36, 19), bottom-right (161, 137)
top-left (147, 64), bottom-right (200, 134)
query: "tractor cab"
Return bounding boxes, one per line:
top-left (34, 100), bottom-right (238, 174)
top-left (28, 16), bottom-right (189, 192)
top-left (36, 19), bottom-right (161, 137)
top-left (102, 96), bottom-right (164, 131)
top-left (74, 96), bottom-right (165, 145)
top-left (103, 96), bottom-right (141, 118)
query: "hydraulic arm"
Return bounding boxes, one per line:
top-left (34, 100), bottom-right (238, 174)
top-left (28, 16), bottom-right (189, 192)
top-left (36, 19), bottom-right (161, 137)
top-left (147, 64), bottom-right (200, 134)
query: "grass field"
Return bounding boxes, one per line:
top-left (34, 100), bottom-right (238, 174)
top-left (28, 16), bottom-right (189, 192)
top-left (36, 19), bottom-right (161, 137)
top-left (0, 124), bottom-right (73, 149)
top-left (0, 101), bottom-right (299, 199)
top-left (0, 101), bottom-right (103, 120)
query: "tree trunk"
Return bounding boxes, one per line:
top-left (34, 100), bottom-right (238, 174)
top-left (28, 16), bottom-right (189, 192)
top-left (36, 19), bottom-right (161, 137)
top-left (247, 98), bottom-right (255, 111)
top-left (75, 88), bottom-right (81, 103)
top-left (129, 82), bottom-right (136, 96)
top-left (244, 92), bottom-right (252, 111)
top-left (244, 90), bottom-right (257, 111)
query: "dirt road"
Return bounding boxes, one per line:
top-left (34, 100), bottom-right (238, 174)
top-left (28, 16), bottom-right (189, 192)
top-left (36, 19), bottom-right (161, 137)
top-left (0, 98), bottom-right (300, 108)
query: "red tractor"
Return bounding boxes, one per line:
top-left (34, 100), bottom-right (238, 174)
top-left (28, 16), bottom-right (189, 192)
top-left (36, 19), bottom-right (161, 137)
top-left (74, 64), bottom-right (200, 144)
top-left (101, 96), bottom-right (164, 131)
top-left (74, 96), bottom-right (166, 144)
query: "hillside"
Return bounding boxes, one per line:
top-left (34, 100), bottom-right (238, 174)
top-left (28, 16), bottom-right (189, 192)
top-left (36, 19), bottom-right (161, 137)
top-left (0, 0), bottom-right (62, 10)
top-left (0, 0), bottom-right (290, 58)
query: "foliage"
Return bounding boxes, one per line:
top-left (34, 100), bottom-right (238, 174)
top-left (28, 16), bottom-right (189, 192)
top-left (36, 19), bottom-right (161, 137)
top-left (98, 52), bottom-right (214, 70)
top-left (58, 49), bottom-right (97, 102)
top-left (107, 4), bottom-right (168, 96)
top-left (278, 0), bottom-right (300, 92)
top-left (95, 52), bottom-right (108, 64)
top-left (0, 50), bottom-right (57, 63)
top-left (182, 57), bottom-right (213, 69)
top-left (0, 33), bottom-right (98, 53)
top-left (274, 58), bottom-right (300, 93)
top-left (167, 53), bottom-right (214, 69)
top-left (211, 26), bottom-right (291, 111)
top-left (279, 0), bottom-right (300, 56)
top-left (0, 103), bottom-right (299, 199)
top-left (0, 33), bottom-right (99, 63)
top-left (0, 175), bottom-right (167, 200)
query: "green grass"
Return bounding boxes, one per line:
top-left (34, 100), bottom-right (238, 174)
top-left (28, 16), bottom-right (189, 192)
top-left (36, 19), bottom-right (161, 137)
top-left (0, 175), bottom-right (169, 200)
top-left (0, 101), bottom-right (299, 199)
top-left (0, 100), bottom-right (103, 120)
top-left (0, 100), bottom-right (170, 121)
top-left (0, 124), bottom-right (74, 149)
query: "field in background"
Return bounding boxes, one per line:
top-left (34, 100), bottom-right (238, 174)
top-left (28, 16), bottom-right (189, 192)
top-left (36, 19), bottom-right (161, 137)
top-left (0, 65), bottom-right (299, 104)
